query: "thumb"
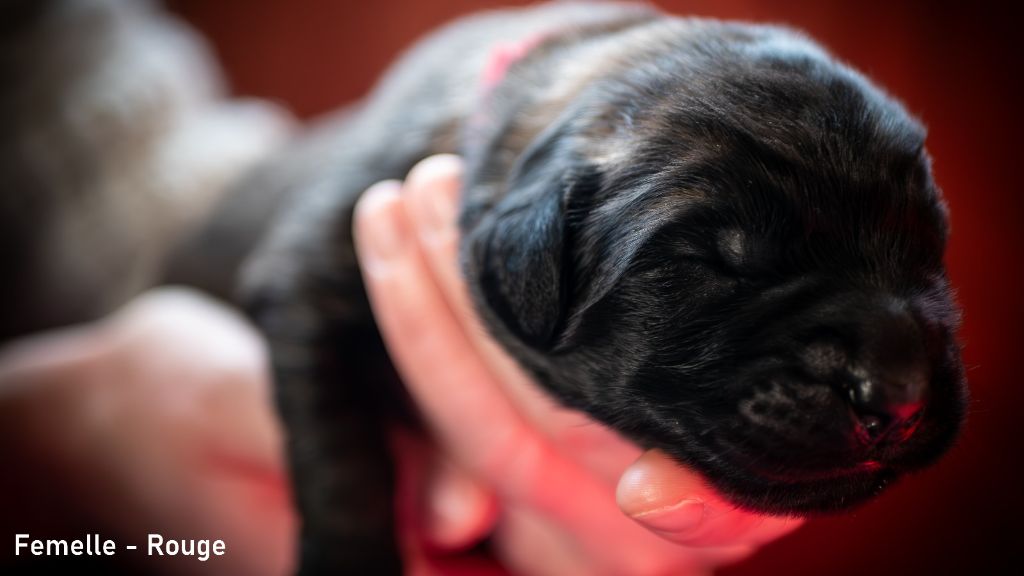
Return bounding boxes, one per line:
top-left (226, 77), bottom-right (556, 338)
top-left (616, 450), bottom-right (708, 541)
top-left (617, 450), bottom-right (804, 548)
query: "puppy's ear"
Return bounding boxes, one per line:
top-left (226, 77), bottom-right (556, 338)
top-left (465, 122), bottom-right (597, 349)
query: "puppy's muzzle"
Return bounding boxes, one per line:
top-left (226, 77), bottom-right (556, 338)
top-left (804, 298), bottom-right (931, 449)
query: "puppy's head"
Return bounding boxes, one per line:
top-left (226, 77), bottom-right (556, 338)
top-left (461, 22), bottom-right (966, 514)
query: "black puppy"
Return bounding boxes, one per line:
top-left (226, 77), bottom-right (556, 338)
top-left (211, 2), bottom-right (968, 573)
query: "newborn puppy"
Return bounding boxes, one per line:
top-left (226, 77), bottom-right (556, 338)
top-left (233, 2), bottom-right (967, 573)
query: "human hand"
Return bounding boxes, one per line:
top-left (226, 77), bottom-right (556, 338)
top-left (0, 289), bottom-right (295, 576)
top-left (354, 155), bottom-right (804, 575)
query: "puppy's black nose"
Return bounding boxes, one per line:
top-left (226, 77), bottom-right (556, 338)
top-left (847, 303), bottom-right (930, 443)
top-left (846, 371), bottom-right (926, 442)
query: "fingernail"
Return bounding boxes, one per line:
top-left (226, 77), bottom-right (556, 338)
top-left (631, 498), bottom-right (706, 535)
top-left (357, 181), bottom-right (408, 262)
top-left (426, 178), bottom-right (459, 232)
top-left (408, 155), bottom-right (462, 231)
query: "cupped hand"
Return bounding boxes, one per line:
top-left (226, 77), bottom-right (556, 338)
top-left (353, 155), bottom-right (804, 576)
top-left (0, 289), bottom-right (295, 576)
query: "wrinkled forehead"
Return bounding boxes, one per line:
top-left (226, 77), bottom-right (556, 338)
top-left (566, 23), bottom-right (949, 285)
top-left (583, 136), bottom-right (949, 290)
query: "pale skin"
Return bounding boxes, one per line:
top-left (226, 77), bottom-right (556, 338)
top-left (0, 154), bottom-right (802, 576)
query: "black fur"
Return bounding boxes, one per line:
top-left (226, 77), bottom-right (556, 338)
top-left (226, 3), bottom-right (967, 573)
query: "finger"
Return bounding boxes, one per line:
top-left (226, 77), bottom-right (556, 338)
top-left (356, 179), bottom-right (576, 502)
top-left (400, 155), bottom-right (469, 329)
top-left (617, 450), bottom-right (804, 547)
top-left (402, 156), bottom-right (542, 397)
top-left (402, 156), bottom-right (597, 453)
top-left (420, 444), bottom-right (500, 551)
top-left (354, 179), bottom-right (551, 485)
top-left (355, 179), bottom-right (650, 560)
top-left (390, 426), bottom-right (499, 559)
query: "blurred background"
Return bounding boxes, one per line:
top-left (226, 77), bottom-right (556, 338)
top-left (166, 0), bottom-right (1020, 573)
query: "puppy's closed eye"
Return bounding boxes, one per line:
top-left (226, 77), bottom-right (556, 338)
top-left (717, 228), bottom-right (747, 269)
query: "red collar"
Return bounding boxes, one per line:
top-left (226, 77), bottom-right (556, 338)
top-left (481, 34), bottom-right (547, 91)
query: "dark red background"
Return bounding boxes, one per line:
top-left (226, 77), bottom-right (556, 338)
top-left (167, 1), bottom-right (1022, 573)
